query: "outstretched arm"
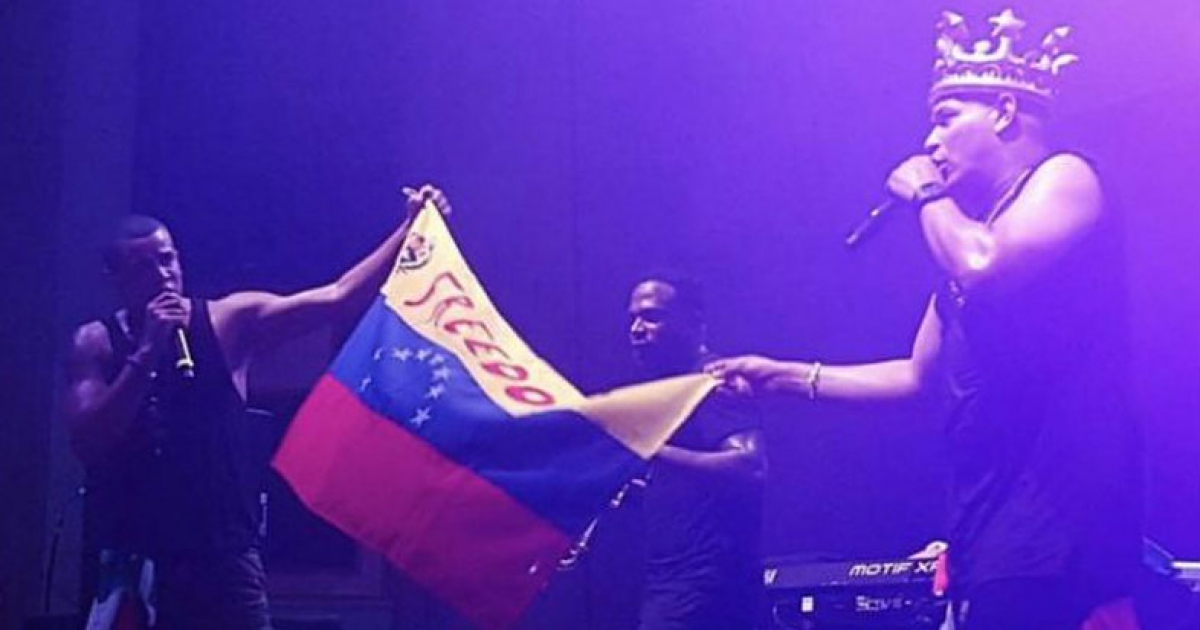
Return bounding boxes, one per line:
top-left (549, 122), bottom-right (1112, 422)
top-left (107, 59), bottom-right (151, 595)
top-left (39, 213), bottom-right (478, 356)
top-left (707, 294), bottom-right (941, 402)
top-left (215, 185), bottom-right (451, 357)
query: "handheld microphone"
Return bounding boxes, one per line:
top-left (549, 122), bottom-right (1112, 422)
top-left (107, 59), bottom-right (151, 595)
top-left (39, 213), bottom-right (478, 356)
top-left (844, 197), bottom-right (901, 248)
top-left (174, 328), bottom-right (195, 378)
top-left (844, 182), bottom-right (947, 249)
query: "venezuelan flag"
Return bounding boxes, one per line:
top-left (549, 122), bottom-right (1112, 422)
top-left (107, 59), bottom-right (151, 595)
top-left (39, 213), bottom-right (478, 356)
top-left (273, 203), bottom-right (713, 630)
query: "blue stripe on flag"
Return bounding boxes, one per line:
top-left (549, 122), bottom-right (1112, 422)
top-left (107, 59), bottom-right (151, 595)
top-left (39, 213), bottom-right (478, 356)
top-left (326, 297), bottom-right (644, 535)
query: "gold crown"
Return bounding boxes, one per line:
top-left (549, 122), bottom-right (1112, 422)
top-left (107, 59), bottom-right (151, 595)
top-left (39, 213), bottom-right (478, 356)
top-left (931, 8), bottom-right (1078, 103)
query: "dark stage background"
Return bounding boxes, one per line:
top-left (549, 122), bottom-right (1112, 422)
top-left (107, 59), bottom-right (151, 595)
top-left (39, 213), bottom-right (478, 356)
top-left (3, 1), bottom-right (1197, 629)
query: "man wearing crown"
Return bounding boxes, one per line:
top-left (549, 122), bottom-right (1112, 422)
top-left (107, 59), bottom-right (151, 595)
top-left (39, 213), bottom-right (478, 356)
top-left (710, 9), bottom-right (1143, 630)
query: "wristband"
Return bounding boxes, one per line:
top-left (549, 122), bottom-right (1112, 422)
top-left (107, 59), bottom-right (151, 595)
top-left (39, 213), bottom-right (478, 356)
top-left (125, 354), bottom-right (154, 378)
top-left (914, 181), bottom-right (948, 206)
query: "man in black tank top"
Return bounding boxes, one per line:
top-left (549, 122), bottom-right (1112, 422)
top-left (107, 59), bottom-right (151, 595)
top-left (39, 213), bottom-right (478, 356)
top-left (62, 186), bottom-right (451, 629)
top-left (626, 273), bottom-right (766, 630)
top-left (709, 9), bottom-right (1143, 630)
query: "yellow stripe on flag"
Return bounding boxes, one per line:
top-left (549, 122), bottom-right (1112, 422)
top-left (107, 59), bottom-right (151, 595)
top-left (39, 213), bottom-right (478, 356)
top-left (383, 204), bottom-right (584, 414)
top-left (575, 374), bottom-right (716, 459)
top-left (382, 203), bottom-right (712, 458)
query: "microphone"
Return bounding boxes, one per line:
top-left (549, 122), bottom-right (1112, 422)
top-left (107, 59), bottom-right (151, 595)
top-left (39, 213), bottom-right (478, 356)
top-left (844, 181), bottom-right (947, 249)
top-left (844, 197), bottom-right (900, 248)
top-left (174, 327), bottom-right (196, 378)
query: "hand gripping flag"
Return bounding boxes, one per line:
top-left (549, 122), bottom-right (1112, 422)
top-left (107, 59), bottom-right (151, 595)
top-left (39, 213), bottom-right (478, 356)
top-left (273, 203), bottom-right (714, 630)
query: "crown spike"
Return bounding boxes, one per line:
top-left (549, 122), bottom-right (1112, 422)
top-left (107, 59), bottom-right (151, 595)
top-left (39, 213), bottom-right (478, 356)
top-left (938, 11), bottom-right (969, 41)
top-left (1041, 26), bottom-right (1073, 55)
top-left (989, 8), bottom-right (1026, 40)
top-left (1050, 53), bottom-right (1079, 74)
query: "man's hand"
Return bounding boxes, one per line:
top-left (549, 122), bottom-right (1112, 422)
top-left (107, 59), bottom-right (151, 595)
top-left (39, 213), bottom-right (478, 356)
top-left (402, 184), bottom-right (452, 221)
top-left (705, 355), bottom-right (792, 395)
top-left (886, 155), bottom-right (945, 203)
top-left (138, 292), bottom-right (190, 360)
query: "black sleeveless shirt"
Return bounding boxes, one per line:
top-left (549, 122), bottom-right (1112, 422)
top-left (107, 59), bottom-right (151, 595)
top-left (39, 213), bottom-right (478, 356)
top-left (934, 155), bottom-right (1144, 601)
top-left (640, 356), bottom-right (764, 630)
top-left (88, 299), bottom-right (261, 557)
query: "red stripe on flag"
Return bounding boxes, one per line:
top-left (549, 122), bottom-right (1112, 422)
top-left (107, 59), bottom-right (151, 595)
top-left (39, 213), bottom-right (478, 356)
top-left (273, 375), bottom-right (571, 630)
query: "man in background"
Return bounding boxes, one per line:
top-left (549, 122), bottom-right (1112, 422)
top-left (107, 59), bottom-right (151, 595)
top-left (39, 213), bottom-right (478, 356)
top-left (627, 272), bottom-right (766, 630)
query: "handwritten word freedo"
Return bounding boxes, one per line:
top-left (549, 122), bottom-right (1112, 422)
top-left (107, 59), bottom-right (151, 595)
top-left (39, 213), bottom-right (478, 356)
top-left (403, 271), bottom-right (556, 407)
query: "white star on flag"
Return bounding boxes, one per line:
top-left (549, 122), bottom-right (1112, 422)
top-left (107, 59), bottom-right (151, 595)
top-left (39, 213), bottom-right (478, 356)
top-left (425, 383), bottom-right (446, 400)
top-left (410, 407), bottom-right (432, 428)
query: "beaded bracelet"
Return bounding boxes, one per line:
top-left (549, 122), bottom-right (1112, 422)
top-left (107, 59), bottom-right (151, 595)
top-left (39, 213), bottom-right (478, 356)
top-left (805, 361), bottom-right (822, 400)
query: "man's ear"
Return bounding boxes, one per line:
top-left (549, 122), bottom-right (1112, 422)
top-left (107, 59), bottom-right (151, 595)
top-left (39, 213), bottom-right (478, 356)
top-left (992, 92), bottom-right (1019, 137)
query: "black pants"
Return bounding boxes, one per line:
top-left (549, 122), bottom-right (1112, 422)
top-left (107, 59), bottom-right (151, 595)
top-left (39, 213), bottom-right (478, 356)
top-left (951, 577), bottom-right (1090, 630)
top-left (155, 547), bottom-right (273, 630)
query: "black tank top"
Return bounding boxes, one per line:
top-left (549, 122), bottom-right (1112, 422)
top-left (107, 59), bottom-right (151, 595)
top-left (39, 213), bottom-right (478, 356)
top-left (88, 299), bottom-right (261, 557)
top-left (934, 154), bottom-right (1143, 600)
